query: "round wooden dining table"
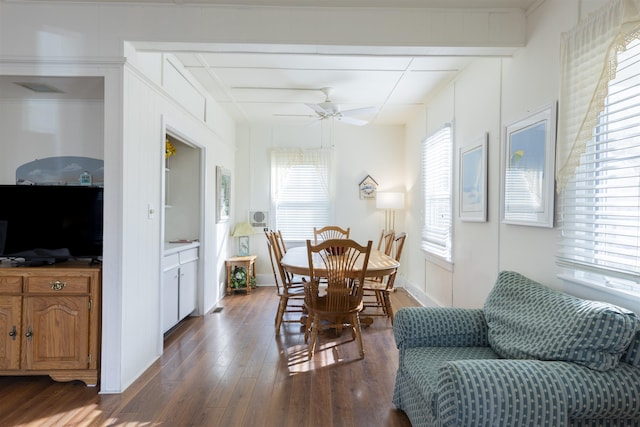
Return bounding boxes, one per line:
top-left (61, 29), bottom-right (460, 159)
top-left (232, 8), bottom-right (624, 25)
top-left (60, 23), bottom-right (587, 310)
top-left (280, 245), bottom-right (399, 278)
top-left (280, 245), bottom-right (399, 326)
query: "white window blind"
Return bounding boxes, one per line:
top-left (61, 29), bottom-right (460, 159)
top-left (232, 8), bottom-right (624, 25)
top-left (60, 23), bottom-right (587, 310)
top-left (421, 125), bottom-right (453, 262)
top-left (271, 149), bottom-right (333, 242)
top-left (558, 37), bottom-right (640, 292)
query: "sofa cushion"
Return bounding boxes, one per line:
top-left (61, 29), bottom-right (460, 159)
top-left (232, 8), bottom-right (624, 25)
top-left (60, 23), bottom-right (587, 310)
top-left (401, 346), bottom-right (500, 418)
top-left (484, 271), bottom-right (640, 371)
top-left (622, 330), bottom-right (640, 367)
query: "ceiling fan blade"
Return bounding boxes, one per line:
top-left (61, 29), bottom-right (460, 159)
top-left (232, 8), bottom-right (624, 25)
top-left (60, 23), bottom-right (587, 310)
top-left (337, 115), bottom-right (369, 126)
top-left (305, 103), bottom-right (328, 116)
top-left (273, 113), bottom-right (317, 118)
top-left (340, 106), bottom-right (378, 117)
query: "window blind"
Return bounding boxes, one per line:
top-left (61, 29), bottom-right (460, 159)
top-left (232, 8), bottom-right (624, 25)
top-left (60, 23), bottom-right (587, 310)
top-left (421, 125), bottom-right (453, 262)
top-left (558, 38), bottom-right (640, 291)
top-left (271, 149), bottom-right (332, 242)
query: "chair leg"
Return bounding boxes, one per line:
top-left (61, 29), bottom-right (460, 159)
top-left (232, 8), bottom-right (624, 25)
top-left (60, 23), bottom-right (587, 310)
top-left (353, 313), bottom-right (365, 358)
top-left (375, 290), bottom-right (387, 315)
top-left (308, 316), bottom-right (320, 358)
top-left (383, 292), bottom-right (393, 322)
top-left (275, 296), bottom-right (287, 335)
top-left (304, 312), bottom-right (313, 343)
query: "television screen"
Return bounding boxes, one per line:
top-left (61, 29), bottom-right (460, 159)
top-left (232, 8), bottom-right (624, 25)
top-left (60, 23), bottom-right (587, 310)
top-left (0, 185), bottom-right (103, 264)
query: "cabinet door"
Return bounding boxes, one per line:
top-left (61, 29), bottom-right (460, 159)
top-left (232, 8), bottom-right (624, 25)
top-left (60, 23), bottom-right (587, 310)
top-left (22, 296), bottom-right (90, 370)
top-left (162, 268), bottom-right (179, 333)
top-left (0, 296), bottom-right (22, 370)
top-left (178, 261), bottom-right (197, 320)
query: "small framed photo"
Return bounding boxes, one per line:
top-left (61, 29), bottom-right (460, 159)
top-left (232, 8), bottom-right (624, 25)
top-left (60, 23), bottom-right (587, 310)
top-left (459, 134), bottom-right (488, 222)
top-left (238, 236), bottom-right (250, 256)
top-left (216, 166), bottom-right (231, 223)
top-left (501, 103), bottom-right (557, 228)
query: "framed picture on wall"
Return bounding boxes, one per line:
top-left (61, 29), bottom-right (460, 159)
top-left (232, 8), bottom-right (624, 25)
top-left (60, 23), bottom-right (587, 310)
top-left (459, 134), bottom-right (488, 222)
top-left (501, 103), bottom-right (557, 228)
top-left (216, 166), bottom-right (231, 223)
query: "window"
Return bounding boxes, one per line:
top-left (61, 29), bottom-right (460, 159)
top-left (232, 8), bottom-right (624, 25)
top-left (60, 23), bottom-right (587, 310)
top-left (421, 124), bottom-right (453, 263)
top-left (558, 36), bottom-right (640, 294)
top-left (271, 148), bottom-right (333, 242)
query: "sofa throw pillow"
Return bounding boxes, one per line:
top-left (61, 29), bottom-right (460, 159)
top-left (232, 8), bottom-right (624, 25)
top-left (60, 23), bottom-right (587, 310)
top-left (484, 271), bottom-right (640, 371)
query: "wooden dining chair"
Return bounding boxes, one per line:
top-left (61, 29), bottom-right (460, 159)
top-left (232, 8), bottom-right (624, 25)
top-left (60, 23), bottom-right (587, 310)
top-left (265, 230), bottom-right (306, 335)
top-left (304, 238), bottom-right (372, 359)
top-left (313, 225), bottom-right (350, 244)
top-left (377, 229), bottom-right (395, 256)
top-left (362, 230), bottom-right (395, 306)
top-left (362, 232), bottom-right (406, 322)
top-left (273, 229), bottom-right (288, 254)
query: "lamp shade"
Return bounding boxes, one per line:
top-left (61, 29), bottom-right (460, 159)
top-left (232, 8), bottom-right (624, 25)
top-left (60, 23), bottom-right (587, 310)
top-left (232, 222), bottom-right (255, 237)
top-left (376, 192), bottom-right (405, 210)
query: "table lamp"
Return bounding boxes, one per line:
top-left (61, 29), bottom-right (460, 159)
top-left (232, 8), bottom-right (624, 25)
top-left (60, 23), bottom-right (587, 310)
top-left (376, 192), bottom-right (405, 232)
top-left (232, 222), bottom-right (255, 256)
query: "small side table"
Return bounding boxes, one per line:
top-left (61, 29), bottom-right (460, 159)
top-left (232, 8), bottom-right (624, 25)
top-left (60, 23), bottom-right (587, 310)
top-left (226, 255), bottom-right (257, 295)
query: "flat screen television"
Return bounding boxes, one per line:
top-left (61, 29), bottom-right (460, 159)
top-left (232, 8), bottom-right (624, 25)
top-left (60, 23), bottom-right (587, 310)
top-left (0, 185), bottom-right (103, 265)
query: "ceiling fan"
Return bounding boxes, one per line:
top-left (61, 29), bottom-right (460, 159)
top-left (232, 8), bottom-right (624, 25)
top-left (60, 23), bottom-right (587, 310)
top-left (304, 87), bottom-right (378, 126)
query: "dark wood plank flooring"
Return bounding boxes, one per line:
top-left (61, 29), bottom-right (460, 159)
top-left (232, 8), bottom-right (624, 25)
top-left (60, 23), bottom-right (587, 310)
top-left (0, 287), bottom-right (419, 426)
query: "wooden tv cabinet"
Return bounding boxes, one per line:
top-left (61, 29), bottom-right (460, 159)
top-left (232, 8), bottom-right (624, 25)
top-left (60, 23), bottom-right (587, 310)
top-left (0, 262), bottom-right (101, 386)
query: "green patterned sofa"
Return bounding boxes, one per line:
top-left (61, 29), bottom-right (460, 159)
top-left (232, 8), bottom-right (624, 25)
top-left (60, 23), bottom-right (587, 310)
top-left (392, 271), bottom-right (640, 426)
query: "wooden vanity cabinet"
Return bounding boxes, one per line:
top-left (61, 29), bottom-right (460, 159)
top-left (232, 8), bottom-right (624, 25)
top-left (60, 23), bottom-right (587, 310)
top-left (0, 264), bottom-right (101, 386)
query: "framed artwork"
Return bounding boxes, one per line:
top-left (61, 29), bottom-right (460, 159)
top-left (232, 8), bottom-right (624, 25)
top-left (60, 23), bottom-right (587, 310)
top-left (216, 166), bottom-right (231, 223)
top-left (459, 134), bottom-right (488, 222)
top-left (359, 174), bottom-right (378, 199)
top-left (238, 236), bottom-right (250, 256)
top-left (501, 103), bottom-right (557, 228)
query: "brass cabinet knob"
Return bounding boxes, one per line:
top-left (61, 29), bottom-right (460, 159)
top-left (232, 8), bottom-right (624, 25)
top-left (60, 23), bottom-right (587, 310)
top-left (49, 280), bottom-right (66, 291)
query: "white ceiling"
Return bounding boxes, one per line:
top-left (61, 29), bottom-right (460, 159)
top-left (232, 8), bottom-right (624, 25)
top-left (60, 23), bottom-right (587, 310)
top-left (173, 51), bottom-right (476, 126)
top-left (0, 0), bottom-right (541, 126)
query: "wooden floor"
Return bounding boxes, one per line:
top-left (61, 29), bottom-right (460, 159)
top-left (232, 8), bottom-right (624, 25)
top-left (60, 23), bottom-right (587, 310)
top-left (0, 287), bottom-right (420, 427)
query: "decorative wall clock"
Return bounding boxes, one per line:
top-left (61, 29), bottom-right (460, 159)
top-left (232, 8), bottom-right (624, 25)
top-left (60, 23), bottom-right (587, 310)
top-left (359, 175), bottom-right (378, 199)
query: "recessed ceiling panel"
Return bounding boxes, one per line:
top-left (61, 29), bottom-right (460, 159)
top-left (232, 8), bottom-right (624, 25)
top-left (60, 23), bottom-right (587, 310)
top-left (212, 67), bottom-right (401, 103)
top-left (410, 56), bottom-right (473, 71)
top-left (388, 70), bottom-right (457, 104)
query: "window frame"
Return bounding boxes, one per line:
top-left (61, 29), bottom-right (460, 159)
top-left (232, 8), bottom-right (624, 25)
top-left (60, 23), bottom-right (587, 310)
top-left (421, 124), bottom-right (453, 265)
top-left (558, 36), bottom-right (640, 296)
top-left (270, 148), bottom-right (334, 243)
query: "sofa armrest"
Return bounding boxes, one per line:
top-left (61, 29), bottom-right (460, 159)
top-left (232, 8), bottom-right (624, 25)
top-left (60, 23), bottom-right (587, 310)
top-left (437, 359), bottom-right (569, 427)
top-left (393, 307), bottom-right (489, 350)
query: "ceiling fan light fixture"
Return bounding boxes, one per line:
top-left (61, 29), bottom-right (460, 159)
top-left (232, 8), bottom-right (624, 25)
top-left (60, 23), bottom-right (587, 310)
top-left (293, 87), bottom-right (376, 125)
top-left (319, 101), bottom-right (339, 115)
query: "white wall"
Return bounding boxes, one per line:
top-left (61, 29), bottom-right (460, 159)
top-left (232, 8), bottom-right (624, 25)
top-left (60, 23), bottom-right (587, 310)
top-left (451, 58), bottom-right (502, 308)
top-left (118, 60), bottom-right (236, 391)
top-left (496, 0), bottom-right (576, 288)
